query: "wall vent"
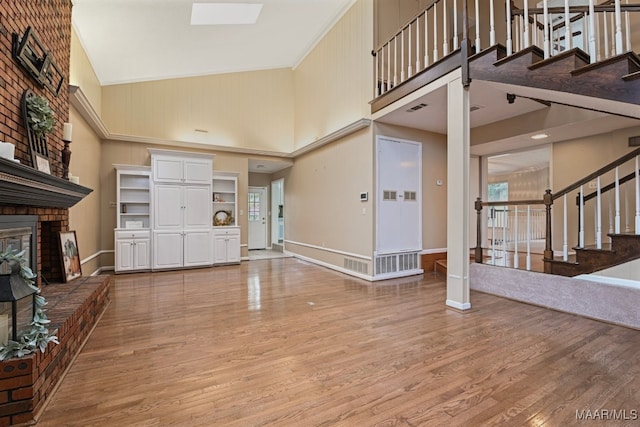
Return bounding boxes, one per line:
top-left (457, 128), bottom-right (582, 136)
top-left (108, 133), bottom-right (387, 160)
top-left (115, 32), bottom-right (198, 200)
top-left (406, 102), bottom-right (428, 112)
top-left (375, 252), bottom-right (420, 275)
top-left (344, 258), bottom-right (368, 274)
top-left (383, 190), bottom-right (397, 201)
top-left (404, 191), bottom-right (417, 201)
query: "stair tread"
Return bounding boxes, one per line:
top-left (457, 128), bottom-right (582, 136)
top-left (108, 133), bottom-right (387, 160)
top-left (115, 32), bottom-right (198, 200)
top-left (572, 51), bottom-right (640, 77)
top-left (528, 47), bottom-right (590, 71)
top-left (493, 45), bottom-right (544, 67)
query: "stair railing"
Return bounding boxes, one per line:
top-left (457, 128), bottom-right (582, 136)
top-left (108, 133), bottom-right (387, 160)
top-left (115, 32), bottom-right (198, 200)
top-left (475, 147), bottom-right (640, 273)
top-left (373, 0), bottom-right (640, 98)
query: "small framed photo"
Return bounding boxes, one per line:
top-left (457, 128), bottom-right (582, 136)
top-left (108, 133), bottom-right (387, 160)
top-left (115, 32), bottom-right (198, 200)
top-left (35, 153), bottom-right (51, 174)
top-left (58, 231), bottom-right (82, 282)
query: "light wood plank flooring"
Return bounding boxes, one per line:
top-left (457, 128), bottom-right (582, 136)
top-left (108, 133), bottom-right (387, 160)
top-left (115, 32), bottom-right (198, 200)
top-left (37, 258), bottom-right (640, 426)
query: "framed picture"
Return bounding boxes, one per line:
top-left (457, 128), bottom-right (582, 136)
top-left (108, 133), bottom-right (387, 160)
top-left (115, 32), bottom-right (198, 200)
top-left (35, 153), bottom-right (51, 174)
top-left (58, 231), bottom-right (82, 282)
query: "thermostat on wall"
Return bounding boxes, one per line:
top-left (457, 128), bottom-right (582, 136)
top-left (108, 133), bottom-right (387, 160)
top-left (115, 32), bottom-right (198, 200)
top-left (360, 192), bottom-right (368, 201)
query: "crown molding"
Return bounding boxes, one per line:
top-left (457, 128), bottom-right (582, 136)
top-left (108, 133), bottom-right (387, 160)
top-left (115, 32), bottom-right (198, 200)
top-left (68, 85), bottom-right (110, 138)
top-left (290, 118), bottom-right (371, 158)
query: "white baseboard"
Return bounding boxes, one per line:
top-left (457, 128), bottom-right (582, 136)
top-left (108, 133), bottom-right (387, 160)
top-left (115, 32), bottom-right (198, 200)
top-left (446, 300), bottom-right (472, 310)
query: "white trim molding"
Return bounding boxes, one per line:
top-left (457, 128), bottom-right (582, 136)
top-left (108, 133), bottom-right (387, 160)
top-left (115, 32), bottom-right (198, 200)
top-left (287, 252), bottom-right (374, 281)
top-left (284, 239), bottom-right (372, 260)
top-left (81, 249), bottom-right (113, 266)
top-left (69, 85), bottom-right (110, 138)
top-left (421, 248), bottom-right (447, 254)
top-left (290, 119), bottom-right (371, 158)
top-left (446, 300), bottom-right (472, 310)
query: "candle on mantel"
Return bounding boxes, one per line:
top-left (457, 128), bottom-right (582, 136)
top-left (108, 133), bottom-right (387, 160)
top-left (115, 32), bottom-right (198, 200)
top-left (62, 122), bottom-right (73, 142)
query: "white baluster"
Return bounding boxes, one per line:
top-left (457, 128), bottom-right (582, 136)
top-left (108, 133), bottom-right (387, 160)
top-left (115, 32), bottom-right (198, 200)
top-left (416, 16), bottom-right (421, 72)
top-left (597, 176), bottom-right (602, 249)
top-left (625, 182), bottom-right (631, 233)
top-left (515, 16), bottom-right (520, 52)
top-left (579, 185), bottom-right (585, 247)
top-left (514, 206), bottom-right (519, 268)
top-left (396, 35), bottom-right (401, 85)
top-left (443, 0), bottom-right (449, 56)
top-left (608, 195), bottom-right (614, 242)
top-left (564, 0), bottom-right (572, 50)
top-left (543, 0), bottom-right (550, 58)
top-left (425, 12), bottom-right (430, 68)
top-left (502, 206), bottom-right (507, 266)
top-left (634, 156), bottom-right (640, 234)
top-left (615, 166), bottom-right (621, 233)
top-left (387, 42), bottom-right (391, 91)
top-left (583, 12), bottom-right (588, 56)
top-left (563, 194), bottom-right (568, 261)
top-left (408, 23), bottom-right (413, 78)
top-left (615, 0), bottom-right (623, 55)
top-left (491, 208), bottom-right (496, 264)
top-left (506, 0), bottom-right (512, 55)
top-left (453, 0), bottom-right (459, 50)
top-left (604, 11), bottom-right (609, 59)
top-left (625, 0), bottom-right (631, 52)
top-left (596, 10), bottom-right (601, 61)
top-left (375, 48), bottom-right (380, 96)
top-left (526, 205), bottom-right (531, 271)
top-left (524, 0), bottom-right (530, 48)
top-left (475, 0), bottom-right (481, 51)
top-left (489, 0), bottom-right (495, 47)
top-left (434, 3), bottom-right (439, 61)
top-left (533, 14), bottom-right (538, 48)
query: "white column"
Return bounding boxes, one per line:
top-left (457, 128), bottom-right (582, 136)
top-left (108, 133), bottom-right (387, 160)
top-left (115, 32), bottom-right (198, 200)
top-left (446, 71), bottom-right (471, 311)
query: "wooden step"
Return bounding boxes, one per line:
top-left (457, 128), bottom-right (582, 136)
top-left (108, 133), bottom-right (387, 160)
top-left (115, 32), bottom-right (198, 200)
top-left (528, 47), bottom-right (591, 72)
top-left (494, 45), bottom-right (544, 68)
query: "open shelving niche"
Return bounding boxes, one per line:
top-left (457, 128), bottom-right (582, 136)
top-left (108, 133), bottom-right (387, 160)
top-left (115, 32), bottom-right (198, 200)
top-left (115, 164), bottom-right (151, 230)
top-left (212, 171), bottom-right (239, 227)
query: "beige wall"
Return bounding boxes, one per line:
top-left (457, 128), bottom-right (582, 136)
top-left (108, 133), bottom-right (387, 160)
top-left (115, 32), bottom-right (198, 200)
top-left (293, 0), bottom-right (374, 150)
top-left (68, 106), bottom-right (104, 275)
top-left (69, 28), bottom-right (102, 115)
top-left (278, 127), bottom-right (374, 269)
top-left (489, 167), bottom-right (550, 201)
top-left (101, 68), bottom-right (295, 153)
top-left (373, 122), bottom-right (448, 250)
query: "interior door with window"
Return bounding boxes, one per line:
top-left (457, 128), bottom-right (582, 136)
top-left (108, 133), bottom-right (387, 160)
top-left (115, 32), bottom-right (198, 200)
top-left (248, 187), bottom-right (268, 250)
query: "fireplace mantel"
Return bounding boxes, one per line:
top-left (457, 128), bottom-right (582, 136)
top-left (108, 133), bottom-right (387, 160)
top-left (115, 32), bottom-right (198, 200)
top-left (0, 157), bottom-right (92, 208)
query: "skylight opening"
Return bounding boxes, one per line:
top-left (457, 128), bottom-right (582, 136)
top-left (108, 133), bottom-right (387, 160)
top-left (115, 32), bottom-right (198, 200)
top-left (191, 3), bottom-right (263, 26)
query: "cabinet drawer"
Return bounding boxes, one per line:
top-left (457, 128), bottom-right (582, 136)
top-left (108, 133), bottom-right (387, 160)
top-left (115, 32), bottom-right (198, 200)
top-left (213, 227), bottom-right (240, 237)
top-left (116, 230), bottom-right (150, 240)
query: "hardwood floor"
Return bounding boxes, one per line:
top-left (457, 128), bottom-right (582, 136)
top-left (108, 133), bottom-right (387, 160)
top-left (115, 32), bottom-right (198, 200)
top-left (37, 258), bottom-right (640, 426)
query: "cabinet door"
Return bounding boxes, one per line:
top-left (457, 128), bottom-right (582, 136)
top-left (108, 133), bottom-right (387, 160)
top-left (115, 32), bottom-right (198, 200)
top-left (134, 238), bottom-right (151, 269)
top-left (154, 185), bottom-right (183, 229)
top-left (116, 239), bottom-right (133, 272)
top-left (184, 159), bottom-right (211, 184)
top-left (226, 234), bottom-right (241, 263)
top-left (184, 185), bottom-right (212, 229)
top-left (153, 232), bottom-right (183, 269)
top-left (184, 231), bottom-right (212, 267)
top-left (153, 157), bottom-right (183, 183)
top-left (213, 235), bottom-right (228, 264)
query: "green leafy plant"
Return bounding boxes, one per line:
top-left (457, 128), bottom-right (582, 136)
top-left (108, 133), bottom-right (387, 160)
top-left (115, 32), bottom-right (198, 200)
top-left (26, 94), bottom-right (55, 137)
top-left (0, 249), bottom-right (58, 361)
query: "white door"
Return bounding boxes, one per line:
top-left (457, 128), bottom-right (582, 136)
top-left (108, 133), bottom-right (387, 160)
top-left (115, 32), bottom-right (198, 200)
top-left (248, 187), bottom-right (268, 250)
top-left (154, 185), bottom-right (183, 229)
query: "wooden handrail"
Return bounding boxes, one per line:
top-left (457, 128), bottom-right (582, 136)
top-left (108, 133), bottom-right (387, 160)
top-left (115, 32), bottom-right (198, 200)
top-left (553, 147), bottom-right (640, 201)
top-left (511, 5), bottom-right (640, 16)
top-left (579, 168), bottom-right (640, 204)
top-left (480, 199), bottom-right (545, 207)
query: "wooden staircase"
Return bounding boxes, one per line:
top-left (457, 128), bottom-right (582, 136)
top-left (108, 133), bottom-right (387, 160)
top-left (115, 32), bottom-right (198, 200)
top-left (547, 233), bottom-right (640, 277)
top-left (469, 44), bottom-right (640, 107)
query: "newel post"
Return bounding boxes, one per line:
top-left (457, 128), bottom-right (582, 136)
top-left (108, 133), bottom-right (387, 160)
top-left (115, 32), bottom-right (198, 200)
top-left (474, 197), bottom-right (483, 263)
top-left (543, 189), bottom-right (554, 272)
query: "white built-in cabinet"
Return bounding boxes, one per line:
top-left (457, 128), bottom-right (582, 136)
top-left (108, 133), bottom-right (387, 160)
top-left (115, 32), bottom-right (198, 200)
top-left (114, 165), bottom-right (152, 273)
top-left (149, 149), bottom-right (214, 270)
top-left (114, 149), bottom-right (243, 273)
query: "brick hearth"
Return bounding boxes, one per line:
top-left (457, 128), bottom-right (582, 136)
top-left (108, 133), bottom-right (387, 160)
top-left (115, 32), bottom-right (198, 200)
top-left (0, 276), bottom-right (110, 426)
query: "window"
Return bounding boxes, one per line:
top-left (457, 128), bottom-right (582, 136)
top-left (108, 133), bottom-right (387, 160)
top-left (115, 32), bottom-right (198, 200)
top-left (488, 182), bottom-right (508, 202)
top-left (248, 192), bottom-right (261, 221)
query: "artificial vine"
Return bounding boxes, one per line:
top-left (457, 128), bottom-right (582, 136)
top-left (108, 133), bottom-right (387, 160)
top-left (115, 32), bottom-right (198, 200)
top-left (0, 249), bottom-right (58, 361)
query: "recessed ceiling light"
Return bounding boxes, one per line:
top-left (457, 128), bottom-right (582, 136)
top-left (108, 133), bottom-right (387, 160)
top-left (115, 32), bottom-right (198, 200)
top-left (531, 133), bottom-right (548, 140)
top-left (191, 3), bottom-right (263, 26)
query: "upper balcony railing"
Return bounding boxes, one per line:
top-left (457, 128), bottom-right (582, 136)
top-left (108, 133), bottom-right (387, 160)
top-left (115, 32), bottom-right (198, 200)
top-left (373, 0), bottom-right (640, 99)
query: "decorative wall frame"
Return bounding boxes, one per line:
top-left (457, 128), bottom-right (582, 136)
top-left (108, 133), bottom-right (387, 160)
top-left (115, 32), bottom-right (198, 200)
top-left (58, 231), bottom-right (82, 283)
top-left (21, 90), bottom-right (52, 173)
top-left (12, 27), bottom-right (64, 96)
